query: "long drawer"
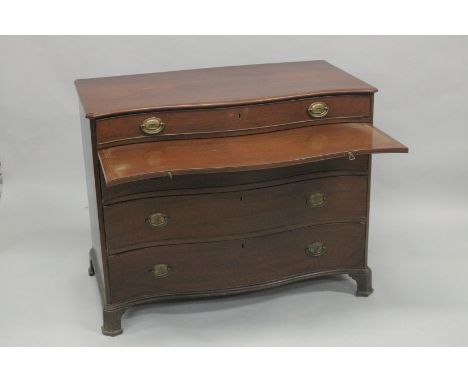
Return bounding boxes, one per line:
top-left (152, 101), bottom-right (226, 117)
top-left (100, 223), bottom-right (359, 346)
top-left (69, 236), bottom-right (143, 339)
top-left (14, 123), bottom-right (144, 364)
top-left (103, 175), bottom-right (367, 254)
top-left (100, 156), bottom-right (369, 204)
top-left (108, 222), bottom-right (366, 303)
top-left (96, 95), bottom-right (371, 146)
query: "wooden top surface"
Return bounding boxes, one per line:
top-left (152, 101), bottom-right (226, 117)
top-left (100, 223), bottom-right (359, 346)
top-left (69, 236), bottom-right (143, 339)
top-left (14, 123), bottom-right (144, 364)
top-left (99, 123), bottom-right (407, 186)
top-left (75, 61), bottom-right (376, 118)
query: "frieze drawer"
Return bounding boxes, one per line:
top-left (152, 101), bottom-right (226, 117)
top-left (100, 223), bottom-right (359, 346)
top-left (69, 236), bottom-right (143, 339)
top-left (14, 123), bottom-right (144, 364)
top-left (96, 95), bottom-right (372, 146)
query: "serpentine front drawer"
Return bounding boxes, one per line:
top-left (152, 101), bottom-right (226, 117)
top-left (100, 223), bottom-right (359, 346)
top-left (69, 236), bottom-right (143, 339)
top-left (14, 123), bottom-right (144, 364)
top-left (103, 175), bottom-right (368, 254)
top-left (75, 60), bottom-right (408, 336)
top-left (100, 156), bottom-right (370, 204)
top-left (95, 94), bottom-right (372, 146)
top-left (107, 222), bottom-right (367, 303)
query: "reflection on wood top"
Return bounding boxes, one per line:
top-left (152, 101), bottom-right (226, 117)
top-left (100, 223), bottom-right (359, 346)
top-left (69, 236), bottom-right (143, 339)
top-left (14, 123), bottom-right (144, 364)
top-left (99, 123), bottom-right (407, 186)
top-left (75, 61), bottom-right (376, 118)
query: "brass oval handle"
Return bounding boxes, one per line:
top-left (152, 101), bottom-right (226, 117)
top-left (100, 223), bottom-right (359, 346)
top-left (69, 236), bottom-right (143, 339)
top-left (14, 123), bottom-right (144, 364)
top-left (305, 242), bottom-right (327, 257)
top-left (308, 102), bottom-right (329, 118)
top-left (307, 192), bottom-right (326, 208)
top-left (151, 264), bottom-right (171, 278)
top-left (146, 213), bottom-right (169, 228)
top-left (140, 117), bottom-right (165, 135)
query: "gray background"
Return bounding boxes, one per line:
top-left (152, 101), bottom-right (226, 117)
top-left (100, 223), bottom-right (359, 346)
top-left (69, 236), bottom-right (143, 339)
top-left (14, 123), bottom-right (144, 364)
top-left (0, 36), bottom-right (467, 346)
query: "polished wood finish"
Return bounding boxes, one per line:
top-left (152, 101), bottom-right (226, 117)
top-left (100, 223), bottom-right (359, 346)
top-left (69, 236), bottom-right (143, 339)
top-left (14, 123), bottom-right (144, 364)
top-left (98, 123), bottom-right (407, 186)
top-left (96, 95), bottom-right (371, 146)
top-left (104, 175), bottom-right (367, 254)
top-left (101, 156), bottom-right (369, 204)
top-left (75, 61), bottom-right (376, 118)
top-left (108, 222), bottom-right (366, 303)
top-left (75, 61), bottom-right (407, 336)
top-left (79, 107), bottom-right (111, 302)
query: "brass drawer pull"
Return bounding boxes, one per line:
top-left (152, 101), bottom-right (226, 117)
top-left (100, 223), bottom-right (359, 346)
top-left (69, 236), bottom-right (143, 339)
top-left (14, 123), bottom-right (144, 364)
top-left (307, 192), bottom-right (326, 208)
top-left (146, 213), bottom-right (169, 228)
top-left (140, 117), bottom-right (165, 135)
top-left (151, 264), bottom-right (171, 278)
top-left (308, 102), bottom-right (329, 118)
top-left (305, 242), bottom-right (327, 257)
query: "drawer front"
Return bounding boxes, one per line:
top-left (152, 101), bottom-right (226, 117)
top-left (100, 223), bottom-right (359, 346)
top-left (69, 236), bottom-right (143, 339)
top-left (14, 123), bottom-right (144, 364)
top-left (96, 95), bottom-right (371, 146)
top-left (108, 222), bottom-right (366, 302)
top-left (101, 156), bottom-right (369, 204)
top-left (104, 175), bottom-right (367, 254)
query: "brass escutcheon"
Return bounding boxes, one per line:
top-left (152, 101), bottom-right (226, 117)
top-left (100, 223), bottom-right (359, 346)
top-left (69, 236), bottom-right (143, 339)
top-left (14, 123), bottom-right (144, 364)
top-left (151, 264), bottom-right (171, 278)
top-left (305, 242), bottom-right (327, 257)
top-left (308, 102), bottom-right (329, 118)
top-left (307, 192), bottom-right (326, 208)
top-left (146, 213), bottom-right (169, 228)
top-left (140, 117), bottom-right (165, 135)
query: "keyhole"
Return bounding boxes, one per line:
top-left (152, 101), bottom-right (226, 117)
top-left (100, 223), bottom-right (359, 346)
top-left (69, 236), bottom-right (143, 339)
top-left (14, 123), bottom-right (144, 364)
top-left (240, 195), bottom-right (243, 201)
top-left (238, 113), bottom-right (241, 119)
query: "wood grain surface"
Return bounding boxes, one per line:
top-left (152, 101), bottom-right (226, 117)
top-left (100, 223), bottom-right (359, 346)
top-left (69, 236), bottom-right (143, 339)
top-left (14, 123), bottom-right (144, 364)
top-left (98, 123), bottom-right (407, 186)
top-left (75, 61), bottom-right (376, 118)
top-left (103, 175), bottom-right (368, 254)
top-left (108, 222), bottom-right (366, 303)
top-left (101, 156), bottom-right (369, 204)
top-left (96, 94), bottom-right (371, 146)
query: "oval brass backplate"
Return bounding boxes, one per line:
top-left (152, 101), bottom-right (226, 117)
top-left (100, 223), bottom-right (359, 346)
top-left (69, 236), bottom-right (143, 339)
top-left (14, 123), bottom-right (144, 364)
top-left (307, 192), bottom-right (326, 208)
top-left (140, 117), bottom-right (165, 135)
top-left (146, 213), bottom-right (169, 228)
top-left (151, 264), bottom-right (171, 278)
top-left (308, 102), bottom-right (329, 118)
top-left (305, 242), bottom-right (327, 257)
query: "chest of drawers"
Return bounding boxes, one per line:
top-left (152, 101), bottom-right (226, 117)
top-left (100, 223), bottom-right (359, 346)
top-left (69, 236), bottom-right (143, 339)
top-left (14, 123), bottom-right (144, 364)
top-left (75, 60), bottom-right (407, 336)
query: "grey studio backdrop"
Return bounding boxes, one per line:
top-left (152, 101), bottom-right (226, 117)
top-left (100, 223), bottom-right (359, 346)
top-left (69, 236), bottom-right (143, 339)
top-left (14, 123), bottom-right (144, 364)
top-left (0, 36), bottom-right (467, 346)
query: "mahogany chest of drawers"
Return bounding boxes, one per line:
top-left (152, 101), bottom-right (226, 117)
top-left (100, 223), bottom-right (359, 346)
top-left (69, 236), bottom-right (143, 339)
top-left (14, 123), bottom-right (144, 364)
top-left (75, 61), bottom-right (407, 336)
